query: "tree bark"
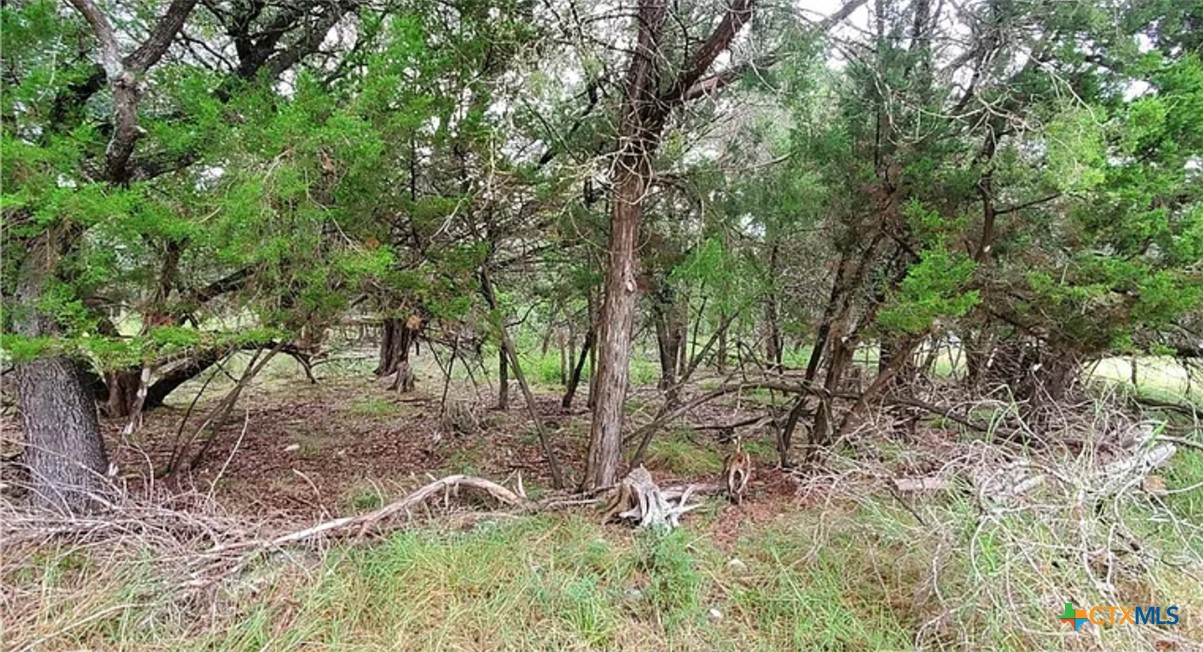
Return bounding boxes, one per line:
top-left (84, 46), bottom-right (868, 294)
top-left (586, 166), bottom-right (649, 488)
top-left (12, 234), bottom-right (109, 512)
top-left (17, 357), bottom-right (110, 512)
top-left (497, 347), bottom-right (509, 409)
top-left (375, 318), bottom-right (403, 377)
top-left (103, 368), bottom-right (141, 417)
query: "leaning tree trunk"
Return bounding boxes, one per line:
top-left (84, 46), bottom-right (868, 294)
top-left (562, 324), bottom-right (595, 409)
top-left (497, 348), bottom-right (509, 410)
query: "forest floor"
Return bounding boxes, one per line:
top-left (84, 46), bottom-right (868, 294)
top-left (3, 344), bottom-right (1203, 651)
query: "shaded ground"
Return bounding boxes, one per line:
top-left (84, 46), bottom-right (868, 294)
top-left (1, 347), bottom-right (797, 524)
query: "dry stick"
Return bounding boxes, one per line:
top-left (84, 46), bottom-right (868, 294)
top-left (480, 268), bottom-right (565, 489)
top-left (207, 407), bottom-right (249, 501)
top-left (186, 343), bottom-right (284, 471)
top-left (628, 306), bottom-right (745, 466)
top-left (269, 474), bottom-right (531, 546)
top-left (162, 352), bottom-right (235, 476)
top-left (628, 376), bottom-right (999, 466)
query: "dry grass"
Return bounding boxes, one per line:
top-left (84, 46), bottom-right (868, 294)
top-left (3, 380), bottom-right (1202, 651)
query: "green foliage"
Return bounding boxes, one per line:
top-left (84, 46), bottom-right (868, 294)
top-left (878, 202), bottom-right (980, 335)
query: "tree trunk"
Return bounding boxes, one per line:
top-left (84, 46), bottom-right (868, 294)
top-left (389, 325), bottom-right (416, 393)
top-left (103, 368), bottom-right (141, 417)
top-left (497, 347), bottom-right (509, 410)
top-left (144, 347), bottom-right (226, 409)
top-left (585, 166), bottom-right (647, 488)
top-left (764, 298), bottom-right (783, 372)
top-left (17, 357), bottom-right (110, 512)
top-left (562, 325), bottom-right (595, 409)
top-left (811, 332), bottom-right (855, 455)
top-left (764, 243), bottom-right (783, 371)
top-left (375, 318), bottom-right (403, 377)
top-left (377, 317), bottom-right (416, 392)
top-left (480, 269), bottom-right (564, 488)
top-left (12, 234), bottom-right (109, 512)
top-left (652, 285), bottom-right (685, 402)
top-left (716, 314), bottom-right (728, 373)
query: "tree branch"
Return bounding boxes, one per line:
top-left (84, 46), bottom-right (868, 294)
top-left (127, 0), bottom-right (201, 73)
top-left (661, 0), bottom-right (754, 105)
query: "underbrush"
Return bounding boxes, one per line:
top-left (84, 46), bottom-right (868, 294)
top-left (5, 492), bottom-right (1200, 650)
top-left (3, 398), bottom-right (1202, 651)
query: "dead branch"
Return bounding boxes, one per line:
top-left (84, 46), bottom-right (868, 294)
top-left (269, 475), bottom-right (532, 546)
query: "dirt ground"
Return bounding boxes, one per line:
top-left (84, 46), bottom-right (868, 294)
top-left (1, 349), bottom-right (804, 531)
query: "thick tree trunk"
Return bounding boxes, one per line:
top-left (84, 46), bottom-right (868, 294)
top-left (584, 0), bottom-right (755, 487)
top-left (144, 348), bottom-right (225, 408)
top-left (12, 234), bottom-right (110, 512)
top-left (377, 317), bottom-right (416, 392)
top-left (103, 368), bottom-right (140, 417)
top-left (389, 326), bottom-right (416, 393)
top-left (17, 357), bottom-right (110, 512)
top-left (375, 318), bottom-right (403, 377)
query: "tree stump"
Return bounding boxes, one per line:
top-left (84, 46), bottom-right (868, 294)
top-left (603, 466), bottom-right (699, 529)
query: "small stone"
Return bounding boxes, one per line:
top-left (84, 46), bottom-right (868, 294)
top-left (708, 607), bottom-right (723, 621)
top-left (624, 588), bottom-right (643, 600)
top-left (726, 558), bottom-right (748, 574)
top-left (283, 443), bottom-right (300, 452)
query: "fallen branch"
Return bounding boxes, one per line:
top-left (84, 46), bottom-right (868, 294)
top-left (269, 475), bottom-right (532, 546)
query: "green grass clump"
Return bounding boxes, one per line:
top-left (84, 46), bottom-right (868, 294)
top-left (646, 430), bottom-right (723, 476)
top-left (345, 396), bottom-right (401, 417)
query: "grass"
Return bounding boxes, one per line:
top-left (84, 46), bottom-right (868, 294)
top-left (13, 487), bottom-right (1199, 651)
top-left (645, 429), bottom-right (724, 476)
top-left (7, 483), bottom-right (1203, 651)
top-left (345, 396), bottom-right (403, 418)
